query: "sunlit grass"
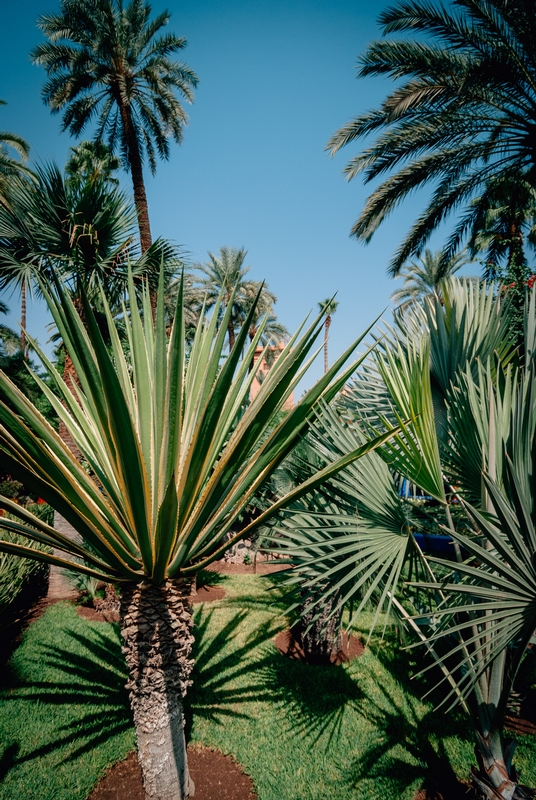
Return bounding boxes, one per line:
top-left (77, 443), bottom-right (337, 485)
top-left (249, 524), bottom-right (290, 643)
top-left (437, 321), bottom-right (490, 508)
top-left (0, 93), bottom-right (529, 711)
top-left (0, 573), bottom-right (534, 799)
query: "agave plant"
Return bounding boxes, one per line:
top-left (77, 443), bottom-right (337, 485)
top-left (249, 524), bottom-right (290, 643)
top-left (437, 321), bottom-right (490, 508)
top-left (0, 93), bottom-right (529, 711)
top-left (0, 274), bottom-right (396, 799)
top-left (272, 280), bottom-right (536, 798)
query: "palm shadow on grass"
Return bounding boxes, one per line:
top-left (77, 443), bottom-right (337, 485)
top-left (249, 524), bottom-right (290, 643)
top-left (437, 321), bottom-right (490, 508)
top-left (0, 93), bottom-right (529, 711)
top-left (258, 648), bottom-right (366, 747)
top-left (185, 605), bottom-right (280, 737)
top-left (345, 642), bottom-right (474, 799)
top-left (0, 624), bottom-right (132, 768)
top-left (257, 627), bottom-right (473, 798)
top-left (0, 606), bottom-right (279, 783)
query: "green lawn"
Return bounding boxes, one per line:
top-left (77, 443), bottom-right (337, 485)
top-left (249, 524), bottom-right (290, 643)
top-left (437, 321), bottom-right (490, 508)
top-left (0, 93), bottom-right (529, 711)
top-left (0, 573), bottom-right (534, 799)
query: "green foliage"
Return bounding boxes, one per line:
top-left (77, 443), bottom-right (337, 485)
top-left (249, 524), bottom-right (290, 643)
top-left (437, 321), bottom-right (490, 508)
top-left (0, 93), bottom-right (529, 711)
top-left (327, 0), bottom-right (536, 274)
top-left (0, 531), bottom-right (48, 621)
top-left (0, 99), bottom-right (32, 204)
top-left (0, 580), bottom-right (534, 800)
top-left (32, 0), bottom-right (199, 173)
top-left (0, 273), bottom-right (393, 584)
top-left (272, 279), bottom-right (536, 796)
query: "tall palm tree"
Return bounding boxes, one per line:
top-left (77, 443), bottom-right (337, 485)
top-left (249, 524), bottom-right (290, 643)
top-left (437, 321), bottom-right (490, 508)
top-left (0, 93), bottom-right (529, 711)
top-left (65, 140), bottom-right (121, 188)
top-left (327, 0), bottom-right (536, 275)
top-left (0, 275), bottom-right (395, 799)
top-left (32, 0), bottom-right (198, 255)
top-left (391, 249), bottom-right (469, 313)
top-left (0, 100), bottom-right (32, 206)
top-left (0, 100), bottom-right (33, 348)
top-left (318, 298), bottom-right (339, 373)
top-left (195, 247), bottom-right (258, 349)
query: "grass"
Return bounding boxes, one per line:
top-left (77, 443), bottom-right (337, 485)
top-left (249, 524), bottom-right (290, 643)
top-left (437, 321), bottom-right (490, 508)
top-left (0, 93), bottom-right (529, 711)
top-left (0, 573), bottom-right (534, 799)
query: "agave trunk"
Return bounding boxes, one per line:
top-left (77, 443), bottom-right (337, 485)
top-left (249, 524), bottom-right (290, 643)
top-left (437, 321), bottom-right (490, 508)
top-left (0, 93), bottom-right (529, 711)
top-left (293, 589), bottom-right (342, 665)
top-left (120, 580), bottom-right (195, 800)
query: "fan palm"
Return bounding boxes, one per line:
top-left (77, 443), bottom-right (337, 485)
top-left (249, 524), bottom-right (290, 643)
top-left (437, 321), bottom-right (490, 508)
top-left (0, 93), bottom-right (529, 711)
top-left (0, 274), bottom-right (396, 799)
top-left (195, 247), bottom-right (259, 349)
top-left (273, 280), bottom-right (536, 798)
top-left (32, 0), bottom-right (198, 255)
top-left (391, 249), bottom-right (469, 314)
top-left (0, 162), bottom-right (179, 355)
top-left (327, 0), bottom-right (536, 275)
top-left (0, 100), bottom-right (32, 205)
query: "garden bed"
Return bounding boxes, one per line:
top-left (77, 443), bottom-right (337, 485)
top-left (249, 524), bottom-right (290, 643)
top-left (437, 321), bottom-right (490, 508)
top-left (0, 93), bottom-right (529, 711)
top-left (0, 573), bottom-right (534, 800)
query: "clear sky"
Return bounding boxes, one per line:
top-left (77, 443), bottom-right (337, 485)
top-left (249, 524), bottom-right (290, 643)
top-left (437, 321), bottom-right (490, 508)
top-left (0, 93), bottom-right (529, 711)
top-left (0, 0), bottom-right (464, 387)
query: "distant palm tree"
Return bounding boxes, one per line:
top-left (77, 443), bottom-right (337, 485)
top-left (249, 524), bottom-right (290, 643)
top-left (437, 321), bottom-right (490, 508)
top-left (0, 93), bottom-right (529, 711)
top-left (327, 0), bottom-right (536, 275)
top-left (318, 298), bottom-right (338, 373)
top-left (465, 175), bottom-right (536, 280)
top-left (243, 281), bottom-right (288, 347)
top-left (0, 100), bottom-right (32, 206)
top-left (32, 0), bottom-right (198, 255)
top-left (391, 250), bottom-right (469, 314)
top-left (65, 140), bottom-right (121, 188)
top-left (195, 247), bottom-right (258, 349)
top-left (0, 163), bottom-right (179, 355)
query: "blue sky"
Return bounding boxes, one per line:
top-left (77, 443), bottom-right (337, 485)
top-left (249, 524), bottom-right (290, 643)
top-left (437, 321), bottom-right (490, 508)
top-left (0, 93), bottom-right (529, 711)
top-left (1, 0), bottom-right (463, 386)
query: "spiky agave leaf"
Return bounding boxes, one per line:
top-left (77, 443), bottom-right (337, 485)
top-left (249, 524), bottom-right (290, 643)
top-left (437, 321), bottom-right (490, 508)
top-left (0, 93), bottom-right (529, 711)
top-left (0, 274), bottom-right (397, 584)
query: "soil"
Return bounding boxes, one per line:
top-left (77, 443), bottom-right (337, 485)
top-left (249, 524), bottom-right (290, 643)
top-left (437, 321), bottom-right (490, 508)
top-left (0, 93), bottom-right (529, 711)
top-left (208, 559), bottom-right (286, 575)
top-left (412, 779), bottom-right (476, 800)
top-left (274, 628), bottom-right (365, 666)
top-left (76, 606), bottom-right (121, 623)
top-left (87, 746), bottom-right (257, 800)
top-left (506, 688), bottom-right (536, 736)
top-left (190, 585), bottom-right (226, 604)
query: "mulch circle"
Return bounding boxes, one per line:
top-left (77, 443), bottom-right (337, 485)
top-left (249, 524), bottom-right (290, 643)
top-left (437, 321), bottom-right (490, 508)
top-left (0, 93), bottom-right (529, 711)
top-left (412, 779), bottom-right (477, 800)
top-left (208, 560), bottom-right (286, 575)
top-left (88, 746), bottom-right (257, 800)
top-left (274, 628), bottom-right (365, 666)
top-left (76, 606), bottom-right (120, 623)
top-left (75, 584), bottom-right (226, 623)
top-left (190, 585), bottom-right (226, 604)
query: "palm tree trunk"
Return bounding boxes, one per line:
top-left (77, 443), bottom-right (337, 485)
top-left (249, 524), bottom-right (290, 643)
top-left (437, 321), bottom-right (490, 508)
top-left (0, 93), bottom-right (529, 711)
top-left (228, 320), bottom-right (236, 351)
top-left (324, 315), bottom-right (331, 374)
top-left (292, 588), bottom-right (342, 665)
top-left (48, 349), bottom-right (85, 599)
top-left (120, 579), bottom-right (195, 800)
top-left (20, 278), bottom-right (26, 357)
top-left (115, 94), bottom-right (156, 318)
top-left (118, 101), bottom-right (153, 255)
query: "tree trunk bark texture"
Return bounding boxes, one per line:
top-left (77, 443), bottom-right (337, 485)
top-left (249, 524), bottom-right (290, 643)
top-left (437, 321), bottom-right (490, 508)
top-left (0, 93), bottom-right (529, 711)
top-left (324, 316), bottom-right (331, 374)
top-left (20, 278), bottom-right (26, 357)
top-left (120, 579), bottom-right (195, 800)
top-left (49, 351), bottom-right (84, 598)
top-left (471, 731), bottom-right (533, 799)
top-left (118, 102), bottom-right (152, 256)
top-left (292, 589), bottom-right (342, 666)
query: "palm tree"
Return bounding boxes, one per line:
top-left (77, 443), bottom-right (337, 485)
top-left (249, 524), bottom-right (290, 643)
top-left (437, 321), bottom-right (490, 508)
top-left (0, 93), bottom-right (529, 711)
top-left (0, 100), bottom-right (32, 206)
top-left (195, 247), bottom-right (258, 349)
top-left (318, 298), bottom-right (338, 373)
top-left (326, 0), bottom-right (536, 276)
top-left (0, 275), bottom-right (395, 799)
top-left (65, 140), bottom-right (121, 187)
top-left (0, 162), bottom-right (180, 353)
top-left (274, 280), bottom-right (536, 798)
top-left (0, 163), bottom-right (136, 357)
top-left (391, 249), bottom-right (469, 313)
top-left (32, 0), bottom-right (198, 255)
